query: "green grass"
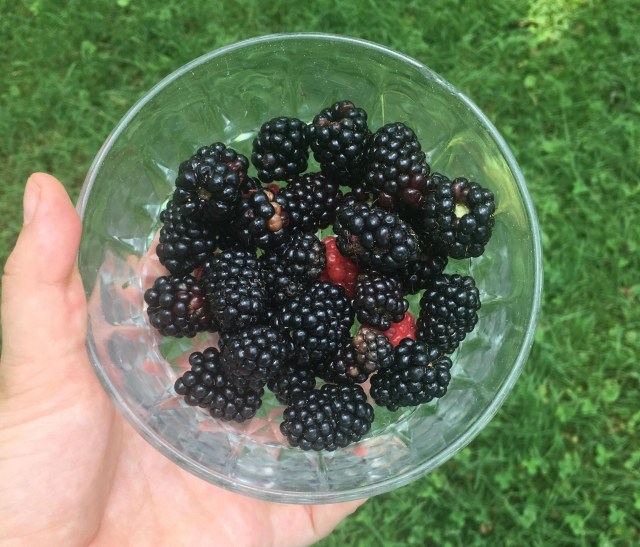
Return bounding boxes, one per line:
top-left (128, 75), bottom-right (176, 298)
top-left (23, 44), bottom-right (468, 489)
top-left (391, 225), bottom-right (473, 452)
top-left (2, 0), bottom-right (639, 544)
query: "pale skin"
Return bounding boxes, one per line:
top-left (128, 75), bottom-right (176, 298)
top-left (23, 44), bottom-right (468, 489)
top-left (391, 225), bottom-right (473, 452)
top-left (0, 173), bottom-right (365, 547)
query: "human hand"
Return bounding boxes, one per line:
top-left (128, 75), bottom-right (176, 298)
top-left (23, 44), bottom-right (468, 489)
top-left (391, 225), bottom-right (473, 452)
top-left (0, 173), bottom-right (364, 546)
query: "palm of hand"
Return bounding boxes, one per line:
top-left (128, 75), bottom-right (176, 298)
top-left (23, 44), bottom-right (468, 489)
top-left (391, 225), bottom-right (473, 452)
top-left (0, 174), bottom-right (362, 546)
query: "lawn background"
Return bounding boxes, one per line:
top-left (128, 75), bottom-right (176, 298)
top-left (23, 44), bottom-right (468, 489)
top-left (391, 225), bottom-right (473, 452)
top-left (1, 0), bottom-right (639, 544)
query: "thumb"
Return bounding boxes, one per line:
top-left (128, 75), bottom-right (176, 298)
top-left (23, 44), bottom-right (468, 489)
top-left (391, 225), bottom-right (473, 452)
top-left (1, 173), bottom-right (88, 397)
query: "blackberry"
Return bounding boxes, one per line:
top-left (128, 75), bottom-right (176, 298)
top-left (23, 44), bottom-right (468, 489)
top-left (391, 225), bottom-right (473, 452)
top-left (401, 253), bottom-right (449, 294)
top-left (203, 249), bottom-right (266, 332)
top-left (308, 100), bottom-right (370, 183)
top-left (316, 326), bottom-right (394, 383)
top-left (174, 347), bottom-right (223, 407)
top-left (233, 188), bottom-right (289, 249)
top-left (419, 174), bottom-right (495, 259)
top-left (352, 326), bottom-right (395, 374)
top-left (280, 388), bottom-right (337, 451)
top-left (322, 383), bottom-right (374, 445)
top-left (417, 273), bottom-right (481, 353)
top-left (173, 142), bottom-right (249, 224)
top-left (280, 383), bottom-right (373, 450)
top-left (274, 172), bottom-right (342, 232)
top-left (203, 249), bottom-right (262, 286)
top-left (144, 275), bottom-right (215, 337)
top-left (209, 382), bottom-right (264, 423)
top-left (251, 116), bottom-right (309, 182)
top-left (365, 122), bottom-right (431, 209)
top-left (207, 278), bottom-right (267, 333)
top-left (155, 200), bottom-right (217, 275)
top-left (353, 271), bottom-right (408, 330)
top-left (333, 200), bottom-right (418, 273)
top-left (275, 282), bottom-right (354, 365)
top-left (174, 347), bottom-right (263, 422)
top-left (267, 362), bottom-right (317, 405)
top-left (260, 233), bottom-right (326, 304)
top-left (447, 177), bottom-right (495, 258)
top-left (316, 339), bottom-right (368, 384)
top-left (220, 326), bottom-right (291, 389)
top-left (370, 339), bottom-right (453, 411)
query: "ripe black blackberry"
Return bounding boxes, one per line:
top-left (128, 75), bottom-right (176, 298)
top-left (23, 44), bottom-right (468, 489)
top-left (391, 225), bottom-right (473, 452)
top-left (275, 282), bottom-right (354, 365)
top-left (203, 249), bottom-right (262, 286)
top-left (251, 116), bottom-right (309, 182)
top-left (322, 383), bottom-right (374, 445)
top-left (401, 253), bottom-right (449, 294)
top-left (352, 326), bottom-right (394, 374)
top-left (419, 174), bottom-right (495, 259)
top-left (448, 177), bottom-right (495, 258)
top-left (280, 383), bottom-right (373, 450)
top-left (174, 347), bottom-right (264, 421)
top-left (333, 200), bottom-right (418, 273)
top-left (280, 388), bottom-right (337, 451)
top-left (308, 100), bottom-right (370, 183)
top-left (274, 172), bottom-right (342, 232)
top-left (233, 188), bottom-right (289, 249)
top-left (173, 142), bottom-right (249, 224)
top-left (209, 382), bottom-right (265, 423)
top-left (174, 347), bottom-right (223, 407)
top-left (316, 339), bottom-right (368, 384)
top-left (260, 232), bottom-right (326, 304)
top-left (370, 339), bottom-right (453, 411)
top-left (417, 273), bottom-right (480, 354)
top-left (364, 122), bottom-right (431, 209)
top-left (353, 271), bottom-right (409, 330)
top-left (155, 200), bottom-right (217, 275)
top-left (220, 326), bottom-right (292, 389)
top-left (207, 278), bottom-right (267, 333)
top-left (203, 249), bottom-right (266, 332)
top-left (267, 362), bottom-right (316, 405)
top-left (144, 275), bottom-right (215, 337)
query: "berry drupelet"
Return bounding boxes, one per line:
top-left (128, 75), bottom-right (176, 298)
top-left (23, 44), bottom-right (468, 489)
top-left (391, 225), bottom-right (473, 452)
top-left (308, 100), bottom-right (370, 183)
top-left (144, 275), bottom-right (215, 337)
top-left (251, 116), bottom-right (309, 182)
top-left (370, 339), bottom-right (453, 411)
top-left (417, 273), bottom-right (481, 354)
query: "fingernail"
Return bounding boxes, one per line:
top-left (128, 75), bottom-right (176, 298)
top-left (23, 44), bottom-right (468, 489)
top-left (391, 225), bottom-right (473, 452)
top-left (23, 176), bottom-right (41, 225)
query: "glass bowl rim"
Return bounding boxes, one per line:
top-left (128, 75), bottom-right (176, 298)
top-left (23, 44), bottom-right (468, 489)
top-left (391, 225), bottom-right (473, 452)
top-left (77, 32), bottom-right (543, 504)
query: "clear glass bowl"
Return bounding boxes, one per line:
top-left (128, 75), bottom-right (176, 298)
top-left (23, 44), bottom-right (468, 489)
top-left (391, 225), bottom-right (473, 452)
top-left (77, 33), bottom-right (542, 504)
